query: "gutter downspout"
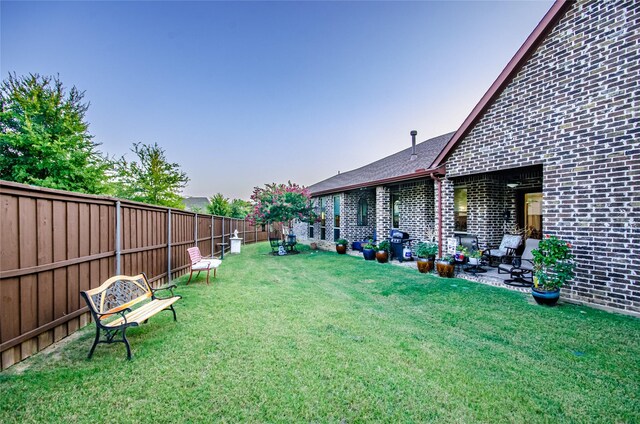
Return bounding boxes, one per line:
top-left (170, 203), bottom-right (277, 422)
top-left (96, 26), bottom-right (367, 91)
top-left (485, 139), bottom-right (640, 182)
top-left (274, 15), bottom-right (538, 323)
top-left (429, 173), bottom-right (443, 258)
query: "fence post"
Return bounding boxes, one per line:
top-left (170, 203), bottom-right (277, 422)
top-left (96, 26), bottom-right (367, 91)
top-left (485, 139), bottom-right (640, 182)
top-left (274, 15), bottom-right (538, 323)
top-left (115, 201), bottom-right (121, 275)
top-left (167, 209), bottom-right (172, 283)
top-left (194, 213), bottom-right (198, 248)
top-left (221, 216), bottom-right (225, 259)
top-left (255, 222), bottom-right (258, 243)
top-left (243, 218), bottom-right (246, 245)
top-left (211, 215), bottom-right (214, 257)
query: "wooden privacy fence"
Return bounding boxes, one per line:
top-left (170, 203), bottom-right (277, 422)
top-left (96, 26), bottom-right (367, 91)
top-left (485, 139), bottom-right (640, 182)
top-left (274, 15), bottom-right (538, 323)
top-left (0, 181), bottom-right (268, 370)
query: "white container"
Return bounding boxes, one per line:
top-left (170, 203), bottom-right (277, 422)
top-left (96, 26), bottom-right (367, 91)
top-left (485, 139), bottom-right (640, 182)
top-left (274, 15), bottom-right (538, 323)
top-left (230, 237), bottom-right (242, 253)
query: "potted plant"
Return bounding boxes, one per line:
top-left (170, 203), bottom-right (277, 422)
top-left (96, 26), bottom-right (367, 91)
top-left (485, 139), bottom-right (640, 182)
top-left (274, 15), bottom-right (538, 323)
top-left (335, 238), bottom-right (348, 254)
top-left (468, 249), bottom-right (482, 265)
top-left (436, 255), bottom-right (455, 278)
top-left (415, 242), bottom-right (438, 273)
top-left (362, 239), bottom-right (376, 261)
top-left (531, 235), bottom-right (575, 306)
top-left (310, 242), bottom-right (318, 250)
top-left (375, 240), bottom-right (390, 263)
top-left (454, 245), bottom-right (468, 262)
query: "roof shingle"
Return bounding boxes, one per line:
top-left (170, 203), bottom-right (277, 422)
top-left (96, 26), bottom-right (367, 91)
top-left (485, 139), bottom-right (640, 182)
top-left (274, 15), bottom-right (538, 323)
top-left (308, 132), bottom-right (454, 195)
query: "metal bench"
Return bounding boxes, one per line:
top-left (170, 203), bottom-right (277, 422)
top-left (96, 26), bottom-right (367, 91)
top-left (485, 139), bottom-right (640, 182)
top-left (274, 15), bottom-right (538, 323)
top-left (80, 273), bottom-right (181, 359)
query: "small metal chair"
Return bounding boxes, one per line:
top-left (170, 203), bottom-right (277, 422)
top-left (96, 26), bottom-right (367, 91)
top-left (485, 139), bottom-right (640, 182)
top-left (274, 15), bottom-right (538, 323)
top-left (483, 234), bottom-right (523, 267)
top-left (498, 238), bottom-right (539, 287)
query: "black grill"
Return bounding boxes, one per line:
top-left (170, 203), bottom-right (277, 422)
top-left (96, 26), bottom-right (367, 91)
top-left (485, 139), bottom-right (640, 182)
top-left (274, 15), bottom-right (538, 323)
top-left (390, 229), bottom-right (409, 243)
top-left (389, 229), bottom-right (413, 262)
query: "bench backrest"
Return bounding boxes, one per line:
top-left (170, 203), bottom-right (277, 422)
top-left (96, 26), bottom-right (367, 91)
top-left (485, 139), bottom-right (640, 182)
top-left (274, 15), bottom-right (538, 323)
top-left (82, 274), bottom-right (152, 318)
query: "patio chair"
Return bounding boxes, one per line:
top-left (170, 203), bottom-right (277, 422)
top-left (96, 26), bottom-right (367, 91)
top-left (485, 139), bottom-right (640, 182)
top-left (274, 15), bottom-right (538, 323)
top-left (498, 238), bottom-right (540, 287)
top-left (186, 247), bottom-right (221, 285)
top-left (457, 234), bottom-right (479, 252)
top-left (482, 234), bottom-right (522, 267)
top-left (269, 237), bottom-right (284, 255)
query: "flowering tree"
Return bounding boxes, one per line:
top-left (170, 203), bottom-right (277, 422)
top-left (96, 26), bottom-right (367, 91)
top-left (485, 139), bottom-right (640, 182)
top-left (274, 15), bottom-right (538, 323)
top-left (249, 182), bottom-right (316, 236)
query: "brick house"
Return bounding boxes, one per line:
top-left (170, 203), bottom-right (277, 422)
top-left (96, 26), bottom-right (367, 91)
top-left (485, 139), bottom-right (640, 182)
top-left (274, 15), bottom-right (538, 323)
top-left (293, 132), bottom-right (453, 250)
top-left (295, 0), bottom-right (639, 315)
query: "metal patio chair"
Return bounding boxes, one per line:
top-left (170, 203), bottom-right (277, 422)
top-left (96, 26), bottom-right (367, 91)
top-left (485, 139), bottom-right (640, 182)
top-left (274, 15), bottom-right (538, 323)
top-left (482, 234), bottom-right (523, 267)
top-left (498, 238), bottom-right (539, 287)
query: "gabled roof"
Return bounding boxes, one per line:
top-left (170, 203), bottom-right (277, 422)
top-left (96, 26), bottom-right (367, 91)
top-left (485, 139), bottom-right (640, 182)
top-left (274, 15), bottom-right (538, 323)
top-left (430, 0), bottom-right (571, 168)
top-left (309, 132), bottom-right (454, 196)
top-left (183, 196), bottom-right (210, 211)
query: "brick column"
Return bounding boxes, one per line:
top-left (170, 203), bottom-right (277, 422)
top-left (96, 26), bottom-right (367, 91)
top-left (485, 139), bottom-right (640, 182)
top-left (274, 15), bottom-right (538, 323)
top-left (439, 178), bottom-right (455, 249)
top-left (375, 186), bottom-right (391, 240)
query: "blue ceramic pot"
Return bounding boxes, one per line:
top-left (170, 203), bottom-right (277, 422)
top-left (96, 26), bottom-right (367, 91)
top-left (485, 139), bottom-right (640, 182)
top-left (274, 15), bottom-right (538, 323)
top-left (531, 287), bottom-right (560, 306)
top-left (363, 248), bottom-right (376, 261)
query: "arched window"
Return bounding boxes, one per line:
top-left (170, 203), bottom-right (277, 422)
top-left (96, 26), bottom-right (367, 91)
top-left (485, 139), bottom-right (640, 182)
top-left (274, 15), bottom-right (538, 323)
top-left (392, 193), bottom-right (400, 228)
top-left (357, 198), bottom-right (368, 226)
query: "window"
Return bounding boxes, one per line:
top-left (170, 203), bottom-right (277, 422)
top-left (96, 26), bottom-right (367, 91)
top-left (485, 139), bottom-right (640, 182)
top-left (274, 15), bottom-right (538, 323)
top-left (524, 192), bottom-right (542, 239)
top-left (308, 224), bottom-right (314, 238)
top-left (357, 198), bottom-right (368, 226)
top-left (333, 195), bottom-right (340, 240)
top-left (391, 193), bottom-right (400, 228)
top-left (319, 198), bottom-right (326, 240)
top-left (454, 187), bottom-right (467, 232)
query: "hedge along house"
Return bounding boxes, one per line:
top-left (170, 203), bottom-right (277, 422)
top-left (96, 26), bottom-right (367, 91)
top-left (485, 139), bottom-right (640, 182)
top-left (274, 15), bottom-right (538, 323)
top-left (431, 0), bottom-right (639, 315)
top-left (293, 132), bottom-right (453, 250)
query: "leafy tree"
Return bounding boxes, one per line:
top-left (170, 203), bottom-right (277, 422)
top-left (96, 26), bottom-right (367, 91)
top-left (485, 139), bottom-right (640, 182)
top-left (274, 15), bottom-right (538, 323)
top-left (207, 193), bottom-right (231, 216)
top-left (230, 198), bottom-right (252, 219)
top-left (113, 142), bottom-right (189, 208)
top-left (249, 181), bottom-right (316, 235)
top-left (0, 73), bottom-right (110, 193)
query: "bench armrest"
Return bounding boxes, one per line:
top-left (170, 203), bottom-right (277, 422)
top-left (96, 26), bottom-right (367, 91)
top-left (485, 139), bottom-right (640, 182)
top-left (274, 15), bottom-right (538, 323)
top-left (94, 308), bottom-right (132, 327)
top-left (151, 284), bottom-right (179, 300)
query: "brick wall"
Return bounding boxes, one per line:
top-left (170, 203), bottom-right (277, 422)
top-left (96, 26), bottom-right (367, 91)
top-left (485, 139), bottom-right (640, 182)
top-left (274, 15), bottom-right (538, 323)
top-left (343, 190), bottom-right (377, 243)
top-left (395, 180), bottom-right (435, 242)
top-left (300, 194), bottom-right (342, 249)
top-left (443, 0), bottom-right (640, 314)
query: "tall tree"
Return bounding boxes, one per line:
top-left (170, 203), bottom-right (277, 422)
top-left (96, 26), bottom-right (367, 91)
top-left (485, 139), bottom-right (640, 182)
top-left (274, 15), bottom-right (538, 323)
top-left (0, 73), bottom-right (110, 193)
top-left (249, 182), bottom-right (316, 235)
top-left (113, 142), bottom-right (189, 208)
top-left (229, 198), bottom-right (252, 219)
top-left (207, 193), bottom-right (231, 216)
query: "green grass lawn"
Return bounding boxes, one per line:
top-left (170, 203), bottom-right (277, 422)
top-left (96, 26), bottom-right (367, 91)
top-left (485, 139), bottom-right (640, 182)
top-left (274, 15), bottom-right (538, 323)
top-left (1, 243), bottom-right (639, 423)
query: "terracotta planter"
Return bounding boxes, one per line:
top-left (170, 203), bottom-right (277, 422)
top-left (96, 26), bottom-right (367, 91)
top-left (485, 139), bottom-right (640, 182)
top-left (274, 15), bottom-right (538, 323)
top-left (310, 242), bottom-right (318, 250)
top-left (417, 258), bottom-right (434, 273)
top-left (336, 244), bottom-right (347, 254)
top-left (376, 251), bottom-right (389, 263)
top-left (436, 261), bottom-right (455, 278)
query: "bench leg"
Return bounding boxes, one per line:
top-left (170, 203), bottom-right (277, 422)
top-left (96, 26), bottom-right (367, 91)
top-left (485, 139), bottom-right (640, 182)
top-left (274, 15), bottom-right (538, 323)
top-left (122, 328), bottom-right (132, 360)
top-left (169, 304), bottom-right (178, 321)
top-left (88, 326), bottom-right (101, 359)
top-left (187, 269), bottom-right (194, 284)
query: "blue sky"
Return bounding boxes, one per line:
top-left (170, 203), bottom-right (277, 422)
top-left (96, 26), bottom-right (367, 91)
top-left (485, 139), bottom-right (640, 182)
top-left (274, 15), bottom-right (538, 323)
top-left (1, 1), bottom-right (554, 200)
